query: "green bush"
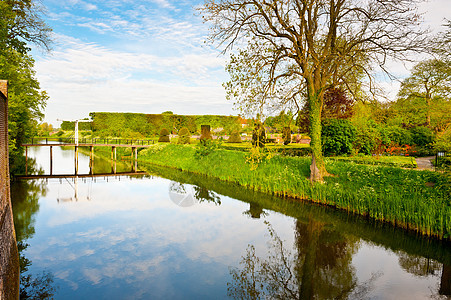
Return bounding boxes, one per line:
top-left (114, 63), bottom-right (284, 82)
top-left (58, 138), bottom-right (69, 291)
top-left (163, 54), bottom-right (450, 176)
top-left (322, 119), bottom-right (356, 156)
top-left (434, 127), bottom-right (451, 152)
top-left (228, 131), bottom-right (242, 143)
top-left (178, 127), bottom-right (191, 144)
top-left (386, 125), bottom-right (412, 145)
top-left (277, 147), bottom-right (311, 157)
top-left (282, 127), bottom-right (291, 145)
top-left (200, 125), bottom-right (212, 143)
top-left (195, 139), bottom-right (220, 158)
top-left (158, 128), bottom-right (170, 143)
top-left (410, 126), bottom-right (435, 147)
top-left (252, 122), bottom-right (266, 148)
top-left (354, 132), bottom-right (376, 155)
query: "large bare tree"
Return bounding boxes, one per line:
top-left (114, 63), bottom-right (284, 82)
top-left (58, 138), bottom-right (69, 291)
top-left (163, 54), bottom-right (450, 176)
top-left (200, 0), bottom-right (428, 182)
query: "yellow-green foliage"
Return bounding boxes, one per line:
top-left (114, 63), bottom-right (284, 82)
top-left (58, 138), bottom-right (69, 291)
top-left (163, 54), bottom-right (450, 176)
top-left (89, 112), bottom-right (242, 137)
top-left (252, 122), bottom-right (266, 147)
top-left (282, 127), bottom-right (291, 145)
top-left (178, 127), bottom-right (191, 144)
top-left (228, 131), bottom-right (242, 143)
top-left (435, 127), bottom-right (451, 152)
top-left (200, 125), bottom-right (212, 142)
top-left (158, 128), bottom-right (170, 143)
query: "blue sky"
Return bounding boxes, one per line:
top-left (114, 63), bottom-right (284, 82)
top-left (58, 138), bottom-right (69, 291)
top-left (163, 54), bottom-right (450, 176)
top-left (33, 0), bottom-right (450, 126)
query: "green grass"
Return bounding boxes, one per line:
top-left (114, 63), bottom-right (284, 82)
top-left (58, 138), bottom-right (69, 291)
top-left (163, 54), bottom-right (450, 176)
top-left (222, 141), bottom-right (310, 149)
top-left (328, 155), bottom-right (417, 168)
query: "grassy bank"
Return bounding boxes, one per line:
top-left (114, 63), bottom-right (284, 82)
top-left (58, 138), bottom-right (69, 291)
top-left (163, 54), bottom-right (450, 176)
top-left (92, 144), bottom-right (450, 239)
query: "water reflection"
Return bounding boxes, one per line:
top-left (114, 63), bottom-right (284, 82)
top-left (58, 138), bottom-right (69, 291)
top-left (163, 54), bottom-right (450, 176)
top-left (228, 219), bottom-right (362, 299)
top-left (243, 202), bottom-right (267, 219)
top-left (9, 146), bottom-right (451, 299)
top-left (397, 252), bottom-right (451, 297)
top-left (11, 159), bottom-right (57, 298)
top-left (169, 182), bottom-right (221, 207)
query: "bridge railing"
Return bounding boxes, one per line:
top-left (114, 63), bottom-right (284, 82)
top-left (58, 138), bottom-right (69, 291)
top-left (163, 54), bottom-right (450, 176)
top-left (29, 137), bottom-right (156, 146)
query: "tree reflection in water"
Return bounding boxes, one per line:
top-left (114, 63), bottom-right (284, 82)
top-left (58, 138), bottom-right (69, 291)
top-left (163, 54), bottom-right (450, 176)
top-left (228, 219), bottom-right (380, 299)
top-left (11, 158), bottom-right (57, 299)
top-left (398, 252), bottom-right (451, 296)
top-left (169, 181), bottom-right (221, 206)
top-left (243, 202), bottom-right (268, 219)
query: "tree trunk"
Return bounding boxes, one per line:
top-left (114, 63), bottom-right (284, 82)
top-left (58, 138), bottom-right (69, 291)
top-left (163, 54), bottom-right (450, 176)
top-left (308, 90), bottom-right (326, 182)
top-left (439, 264), bottom-right (451, 296)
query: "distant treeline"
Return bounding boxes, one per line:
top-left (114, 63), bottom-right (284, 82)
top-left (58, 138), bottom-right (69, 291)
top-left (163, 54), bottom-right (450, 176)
top-left (61, 121), bottom-right (93, 131)
top-left (62, 112), bottom-right (244, 137)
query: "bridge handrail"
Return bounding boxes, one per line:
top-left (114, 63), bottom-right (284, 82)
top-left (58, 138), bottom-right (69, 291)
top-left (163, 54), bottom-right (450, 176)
top-left (29, 137), bottom-right (156, 146)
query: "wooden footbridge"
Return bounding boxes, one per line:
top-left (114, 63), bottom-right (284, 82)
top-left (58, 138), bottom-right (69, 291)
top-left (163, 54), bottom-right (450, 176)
top-left (21, 137), bottom-right (156, 175)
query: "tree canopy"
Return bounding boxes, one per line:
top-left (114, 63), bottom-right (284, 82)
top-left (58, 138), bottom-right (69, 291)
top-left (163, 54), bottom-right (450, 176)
top-left (397, 59), bottom-right (451, 127)
top-left (0, 0), bottom-right (52, 174)
top-left (200, 0), bottom-right (428, 181)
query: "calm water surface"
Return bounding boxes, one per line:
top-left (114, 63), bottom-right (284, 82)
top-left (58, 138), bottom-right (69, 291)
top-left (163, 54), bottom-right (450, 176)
top-left (11, 145), bottom-right (451, 299)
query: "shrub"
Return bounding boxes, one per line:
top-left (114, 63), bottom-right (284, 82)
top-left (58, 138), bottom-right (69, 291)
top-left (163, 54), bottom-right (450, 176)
top-left (178, 127), bottom-right (191, 144)
top-left (282, 127), bottom-right (291, 145)
top-left (252, 122), bottom-right (266, 148)
top-left (434, 127), bottom-right (451, 152)
top-left (410, 126), bottom-right (434, 147)
top-left (386, 125), bottom-right (412, 145)
top-left (158, 128), bottom-right (170, 143)
top-left (228, 131), bottom-right (242, 143)
top-left (322, 119), bottom-right (356, 156)
top-left (354, 132), bottom-right (376, 155)
top-left (194, 139), bottom-right (220, 158)
top-left (200, 125), bottom-right (212, 143)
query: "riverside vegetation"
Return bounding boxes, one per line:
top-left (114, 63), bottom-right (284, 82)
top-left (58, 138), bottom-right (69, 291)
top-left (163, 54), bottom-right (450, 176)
top-left (87, 142), bottom-right (450, 240)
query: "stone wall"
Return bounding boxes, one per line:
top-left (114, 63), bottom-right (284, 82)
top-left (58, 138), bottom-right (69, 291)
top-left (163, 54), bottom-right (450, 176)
top-left (0, 80), bottom-right (20, 299)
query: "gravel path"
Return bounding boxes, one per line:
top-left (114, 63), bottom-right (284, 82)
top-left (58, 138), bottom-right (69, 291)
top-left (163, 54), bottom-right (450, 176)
top-left (415, 156), bottom-right (435, 170)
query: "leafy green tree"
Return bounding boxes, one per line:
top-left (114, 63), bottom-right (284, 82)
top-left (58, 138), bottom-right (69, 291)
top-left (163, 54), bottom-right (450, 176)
top-left (200, 0), bottom-right (426, 181)
top-left (397, 59), bottom-right (451, 127)
top-left (1, 0), bottom-right (52, 174)
top-left (0, 0), bottom-right (52, 54)
top-left (264, 111), bottom-right (293, 132)
top-left (2, 50), bottom-right (48, 173)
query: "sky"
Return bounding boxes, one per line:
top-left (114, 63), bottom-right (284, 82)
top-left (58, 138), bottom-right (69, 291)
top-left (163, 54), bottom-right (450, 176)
top-left (32, 0), bottom-right (451, 126)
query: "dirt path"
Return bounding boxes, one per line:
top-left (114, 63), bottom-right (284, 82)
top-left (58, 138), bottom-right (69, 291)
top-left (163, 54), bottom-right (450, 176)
top-left (415, 156), bottom-right (435, 170)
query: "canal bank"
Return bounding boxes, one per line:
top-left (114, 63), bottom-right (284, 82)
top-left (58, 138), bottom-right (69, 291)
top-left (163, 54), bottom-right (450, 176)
top-left (95, 143), bottom-right (450, 240)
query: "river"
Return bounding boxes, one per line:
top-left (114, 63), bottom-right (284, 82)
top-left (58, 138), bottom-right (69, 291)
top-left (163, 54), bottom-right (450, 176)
top-left (10, 144), bottom-right (451, 299)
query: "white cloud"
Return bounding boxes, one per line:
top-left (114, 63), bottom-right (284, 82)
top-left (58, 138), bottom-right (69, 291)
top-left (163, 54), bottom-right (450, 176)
top-left (84, 2), bottom-right (98, 11)
top-left (35, 36), bottom-right (231, 124)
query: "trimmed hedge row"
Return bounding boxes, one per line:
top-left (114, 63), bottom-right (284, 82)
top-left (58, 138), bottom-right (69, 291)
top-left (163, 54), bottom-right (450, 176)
top-left (87, 112), bottom-right (242, 137)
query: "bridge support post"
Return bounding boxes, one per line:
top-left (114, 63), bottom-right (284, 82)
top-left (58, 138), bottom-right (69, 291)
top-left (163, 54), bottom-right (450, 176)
top-left (111, 146), bottom-right (116, 161)
top-left (50, 146), bottom-right (53, 175)
top-left (89, 146), bottom-right (94, 174)
top-left (134, 147), bottom-right (138, 172)
top-left (75, 145), bottom-right (78, 175)
top-left (111, 146), bottom-right (117, 174)
top-left (25, 146), bottom-right (28, 175)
